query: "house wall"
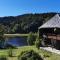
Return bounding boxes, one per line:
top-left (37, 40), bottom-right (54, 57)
top-left (39, 28), bottom-right (60, 49)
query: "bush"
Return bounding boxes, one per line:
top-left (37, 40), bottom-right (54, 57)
top-left (35, 34), bottom-right (42, 49)
top-left (8, 48), bottom-right (13, 57)
top-left (5, 43), bottom-right (17, 49)
top-left (0, 36), bottom-right (5, 49)
top-left (27, 32), bottom-right (35, 45)
top-left (0, 56), bottom-right (7, 60)
top-left (43, 51), bottom-right (52, 57)
top-left (18, 50), bottom-right (43, 60)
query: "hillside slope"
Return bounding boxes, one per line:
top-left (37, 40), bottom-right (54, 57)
top-left (0, 12), bottom-right (58, 33)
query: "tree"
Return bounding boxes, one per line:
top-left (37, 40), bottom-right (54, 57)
top-left (0, 24), bottom-right (5, 48)
top-left (35, 32), bottom-right (42, 49)
top-left (8, 48), bottom-right (13, 57)
top-left (27, 32), bottom-right (35, 45)
top-left (0, 56), bottom-right (7, 60)
top-left (11, 24), bottom-right (19, 33)
top-left (18, 50), bottom-right (43, 60)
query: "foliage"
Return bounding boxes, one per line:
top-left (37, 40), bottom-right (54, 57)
top-left (27, 32), bottom-right (35, 45)
top-left (0, 46), bottom-right (60, 60)
top-left (41, 50), bottom-right (52, 58)
top-left (0, 13), bottom-right (57, 33)
top-left (8, 48), bottom-right (13, 57)
top-left (5, 43), bottom-right (17, 49)
top-left (0, 24), bottom-right (5, 49)
top-left (0, 56), bottom-right (7, 60)
top-left (0, 37), bottom-right (5, 49)
top-left (18, 50), bottom-right (43, 60)
top-left (35, 33), bottom-right (42, 49)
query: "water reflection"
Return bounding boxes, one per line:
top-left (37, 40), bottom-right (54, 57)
top-left (7, 37), bottom-right (28, 46)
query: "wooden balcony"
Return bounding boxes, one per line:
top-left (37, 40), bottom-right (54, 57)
top-left (47, 33), bottom-right (60, 40)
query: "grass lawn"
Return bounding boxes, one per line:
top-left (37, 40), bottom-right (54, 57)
top-left (4, 33), bottom-right (37, 37)
top-left (0, 46), bottom-right (60, 60)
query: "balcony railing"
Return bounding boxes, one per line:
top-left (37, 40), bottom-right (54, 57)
top-left (47, 33), bottom-right (60, 40)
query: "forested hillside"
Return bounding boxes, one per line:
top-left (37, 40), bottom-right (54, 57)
top-left (0, 12), bottom-right (58, 34)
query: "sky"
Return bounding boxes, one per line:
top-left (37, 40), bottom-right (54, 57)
top-left (0, 0), bottom-right (60, 17)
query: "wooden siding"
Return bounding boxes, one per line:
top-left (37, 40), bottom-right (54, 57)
top-left (47, 34), bottom-right (60, 40)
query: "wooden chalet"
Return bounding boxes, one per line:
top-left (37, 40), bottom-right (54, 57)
top-left (38, 14), bottom-right (60, 49)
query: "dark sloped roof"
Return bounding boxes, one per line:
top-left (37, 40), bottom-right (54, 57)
top-left (39, 14), bottom-right (60, 29)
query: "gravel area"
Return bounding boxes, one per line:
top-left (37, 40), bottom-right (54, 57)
top-left (40, 47), bottom-right (60, 55)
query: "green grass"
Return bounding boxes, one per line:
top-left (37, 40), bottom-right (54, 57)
top-left (0, 46), bottom-right (60, 60)
top-left (0, 49), bottom-right (8, 56)
top-left (4, 33), bottom-right (37, 37)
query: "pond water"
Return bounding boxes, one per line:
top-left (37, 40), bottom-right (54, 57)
top-left (6, 37), bottom-right (28, 46)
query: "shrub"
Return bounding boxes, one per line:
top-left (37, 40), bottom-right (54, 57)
top-left (43, 51), bottom-right (52, 57)
top-left (8, 48), bottom-right (13, 57)
top-left (35, 34), bottom-right (42, 49)
top-left (18, 50), bottom-right (43, 60)
top-left (0, 56), bottom-right (7, 60)
top-left (27, 32), bottom-right (35, 45)
top-left (0, 36), bottom-right (5, 49)
top-left (5, 43), bottom-right (17, 49)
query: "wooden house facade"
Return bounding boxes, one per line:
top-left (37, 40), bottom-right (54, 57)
top-left (38, 14), bottom-right (60, 49)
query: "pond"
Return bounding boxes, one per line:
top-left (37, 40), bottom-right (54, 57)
top-left (6, 37), bottom-right (28, 47)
